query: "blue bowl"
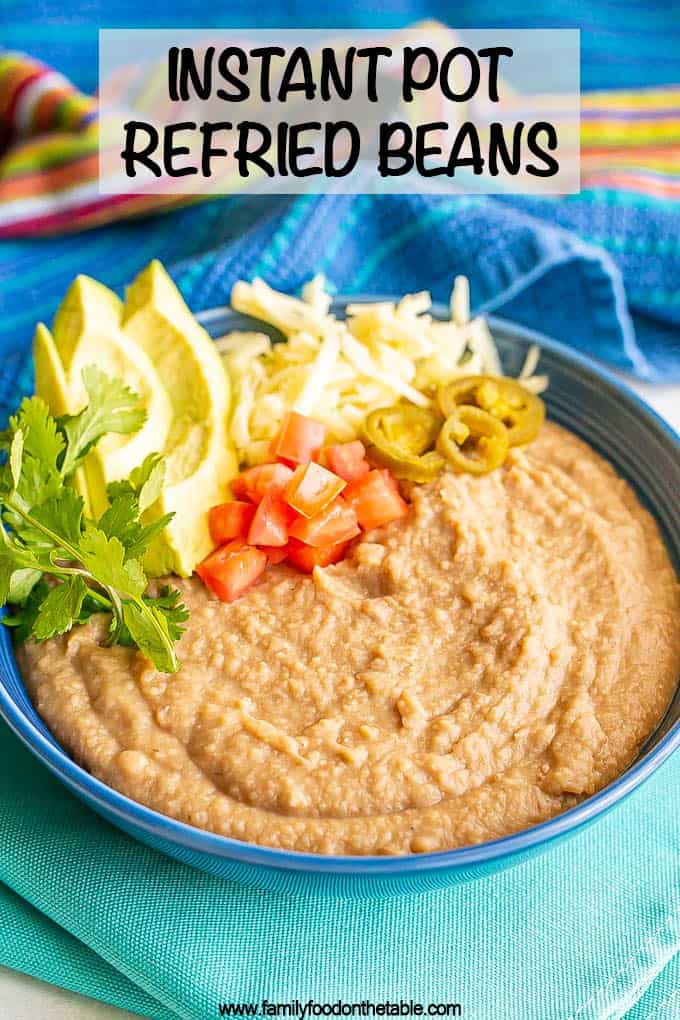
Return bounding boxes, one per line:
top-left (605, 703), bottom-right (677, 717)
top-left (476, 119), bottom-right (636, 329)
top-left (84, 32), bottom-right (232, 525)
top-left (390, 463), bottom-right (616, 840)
top-left (1, 300), bottom-right (679, 898)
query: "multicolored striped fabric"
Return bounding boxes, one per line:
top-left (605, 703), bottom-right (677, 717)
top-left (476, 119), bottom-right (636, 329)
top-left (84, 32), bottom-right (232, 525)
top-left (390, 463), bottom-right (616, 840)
top-left (0, 52), bottom-right (95, 144)
top-left (0, 52), bottom-right (189, 236)
top-left (1, 50), bottom-right (679, 237)
top-left (581, 87), bottom-right (680, 199)
top-left (0, 52), bottom-right (97, 232)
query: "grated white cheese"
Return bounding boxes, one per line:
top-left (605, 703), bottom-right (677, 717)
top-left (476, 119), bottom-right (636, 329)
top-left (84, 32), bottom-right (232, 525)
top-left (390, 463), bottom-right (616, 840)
top-left (218, 276), bottom-right (547, 465)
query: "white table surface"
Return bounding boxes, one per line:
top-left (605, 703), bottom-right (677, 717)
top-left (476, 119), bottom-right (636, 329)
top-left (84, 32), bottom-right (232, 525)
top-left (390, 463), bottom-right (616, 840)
top-left (1, 376), bottom-right (678, 1020)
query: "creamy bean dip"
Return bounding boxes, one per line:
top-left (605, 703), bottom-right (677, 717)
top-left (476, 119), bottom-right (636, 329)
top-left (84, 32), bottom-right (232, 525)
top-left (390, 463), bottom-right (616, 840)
top-left (18, 422), bottom-right (680, 855)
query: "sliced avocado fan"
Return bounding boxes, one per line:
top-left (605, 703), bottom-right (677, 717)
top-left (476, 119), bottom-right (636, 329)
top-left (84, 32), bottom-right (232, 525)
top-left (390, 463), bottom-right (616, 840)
top-left (34, 262), bottom-right (237, 577)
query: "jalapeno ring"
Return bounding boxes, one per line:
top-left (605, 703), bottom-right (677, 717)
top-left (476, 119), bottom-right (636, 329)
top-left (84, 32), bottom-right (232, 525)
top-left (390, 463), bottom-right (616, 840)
top-left (436, 405), bottom-right (509, 475)
top-left (437, 375), bottom-right (544, 447)
top-left (363, 405), bottom-right (445, 482)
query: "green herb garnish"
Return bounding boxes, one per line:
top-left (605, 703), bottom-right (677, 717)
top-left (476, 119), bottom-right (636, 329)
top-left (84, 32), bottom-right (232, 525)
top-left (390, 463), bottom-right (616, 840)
top-left (0, 367), bottom-right (187, 673)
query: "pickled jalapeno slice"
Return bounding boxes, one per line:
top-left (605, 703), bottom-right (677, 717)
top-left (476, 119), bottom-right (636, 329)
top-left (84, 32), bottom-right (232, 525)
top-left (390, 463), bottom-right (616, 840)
top-left (363, 405), bottom-right (444, 483)
top-left (437, 375), bottom-right (544, 447)
top-left (436, 405), bottom-right (509, 475)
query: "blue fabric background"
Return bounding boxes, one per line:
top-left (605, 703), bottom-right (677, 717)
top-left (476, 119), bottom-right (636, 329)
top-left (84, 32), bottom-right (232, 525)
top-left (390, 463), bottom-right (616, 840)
top-left (4, 0), bottom-right (680, 94)
top-left (1, 1), bottom-right (680, 378)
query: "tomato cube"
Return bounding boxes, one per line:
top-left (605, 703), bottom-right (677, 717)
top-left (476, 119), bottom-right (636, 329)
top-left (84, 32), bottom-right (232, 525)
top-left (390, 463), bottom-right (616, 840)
top-left (208, 501), bottom-right (255, 544)
top-left (196, 540), bottom-right (266, 602)
top-left (273, 412), bottom-right (326, 465)
top-left (231, 462), bottom-right (294, 504)
top-left (343, 470), bottom-right (408, 531)
top-left (378, 468), bottom-right (401, 495)
top-left (259, 545), bottom-right (289, 565)
top-left (324, 441), bottom-right (370, 482)
top-left (247, 492), bottom-right (293, 547)
top-left (289, 499), bottom-right (360, 547)
top-left (286, 538), bottom-right (350, 573)
top-left (285, 461), bottom-right (346, 518)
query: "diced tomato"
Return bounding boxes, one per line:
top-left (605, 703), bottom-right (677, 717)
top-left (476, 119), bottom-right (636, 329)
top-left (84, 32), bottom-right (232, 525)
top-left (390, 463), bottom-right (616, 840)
top-left (324, 440), bottom-right (371, 482)
top-left (289, 499), bottom-right (360, 547)
top-left (273, 412), bottom-right (326, 465)
top-left (208, 501), bottom-right (255, 544)
top-left (286, 538), bottom-right (350, 573)
top-left (247, 492), bottom-right (293, 547)
top-left (377, 468), bottom-right (403, 497)
top-left (285, 461), bottom-right (346, 518)
top-left (231, 462), bottom-right (294, 503)
top-left (196, 539), bottom-right (266, 602)
top-left (343, 469), bottom-right (409, 531)
top-left (260, 545), bottom-right (289, 565)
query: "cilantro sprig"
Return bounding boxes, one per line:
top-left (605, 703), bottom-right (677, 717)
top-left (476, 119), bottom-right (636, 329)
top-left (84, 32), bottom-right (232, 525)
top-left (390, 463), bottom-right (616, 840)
top-left (0, 367), bottom-right (187, 673)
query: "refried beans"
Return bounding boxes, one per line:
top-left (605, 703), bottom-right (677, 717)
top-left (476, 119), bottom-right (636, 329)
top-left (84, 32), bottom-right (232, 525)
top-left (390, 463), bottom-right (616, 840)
top-left (18, 422), bottom-right (680, 855)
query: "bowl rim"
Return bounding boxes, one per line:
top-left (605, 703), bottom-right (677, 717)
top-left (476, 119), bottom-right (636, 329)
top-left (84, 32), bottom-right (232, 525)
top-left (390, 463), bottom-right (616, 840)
top-left (1, 301), bottom-right (679, 876)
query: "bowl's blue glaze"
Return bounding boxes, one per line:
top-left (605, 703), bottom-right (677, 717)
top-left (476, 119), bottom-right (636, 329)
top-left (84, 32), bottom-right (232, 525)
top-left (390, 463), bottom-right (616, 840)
top-left (1, 300), bottom-right (679, 898)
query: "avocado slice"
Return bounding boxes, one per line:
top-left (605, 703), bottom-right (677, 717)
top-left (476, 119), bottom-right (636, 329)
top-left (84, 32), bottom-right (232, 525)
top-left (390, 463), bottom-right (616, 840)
top-left (53, 275), bottom-right (124, 374)
top-left (122, 261), bottom-right (237, 576)
top-left (33, 322), bottom-right (91, 514)
top-left (34, 321), bottom-right (71, 417)
top-left (46, 276), bottom-right (174, 519)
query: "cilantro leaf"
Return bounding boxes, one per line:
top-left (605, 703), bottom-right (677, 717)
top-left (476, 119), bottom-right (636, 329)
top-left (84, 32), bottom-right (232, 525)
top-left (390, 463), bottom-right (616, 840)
top-left (77, 593), bottom-right (107, 626)
top-left (79, 527), bottom-right (146, 599)
top-left (0, 368), bottom-right (187, 672)
top-left (97, 492), bottom-right (139, 545)
top-left (60, 366), bottom-right (146, 476)
top-left (100, 453), bottom-right (171, 560)
top-left (105, 479), bottom-right (134, 503)
top-left (8, 567), bottom-right (42, 604)
top-left (0, 525), bottom-right (43, 606)
top-left (106, 453), bottom-right (165, 514)
top-left (4, 579), bottom-right (51, 644)
top-left (35, 489), bottom-right (85, 547)
top-left (121, 599), bottom-right (179, 674)
top-left (11, 489), bottom-right (85, 556)
top-left (9, 430), bottom-right (23, 491)
top-left (151, 585), bottom-right (189, 641)
top-left (13, 453), bottom-right (63, 509)
top-left (10, 397), bottom-right (64, 476)
top-left (0, 525), bottom-right (19, 605)
top-left (118, 585), bottom-right (188, 647)
top-left (8, 397), bottom-right (65, 509)
top-left (130, 453), bottom-right (165, 512)
top-left (125, 515), bottom-right (174, 561)
top-left (98, 494), bottom-right (173, 562)
top-left (33, 576), bottom-right (87, 641)
top-left (0, 555), bottom-right (12, 607)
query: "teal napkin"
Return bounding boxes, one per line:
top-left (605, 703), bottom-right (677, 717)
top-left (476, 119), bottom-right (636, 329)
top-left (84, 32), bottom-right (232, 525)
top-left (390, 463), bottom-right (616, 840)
top-left (2, 714), bottom-right (680, 1020)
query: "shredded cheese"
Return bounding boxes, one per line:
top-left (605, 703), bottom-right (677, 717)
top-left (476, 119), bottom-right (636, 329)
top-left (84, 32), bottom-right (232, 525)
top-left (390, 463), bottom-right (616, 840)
top-left (218, 276), bottom-right (547, 465)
